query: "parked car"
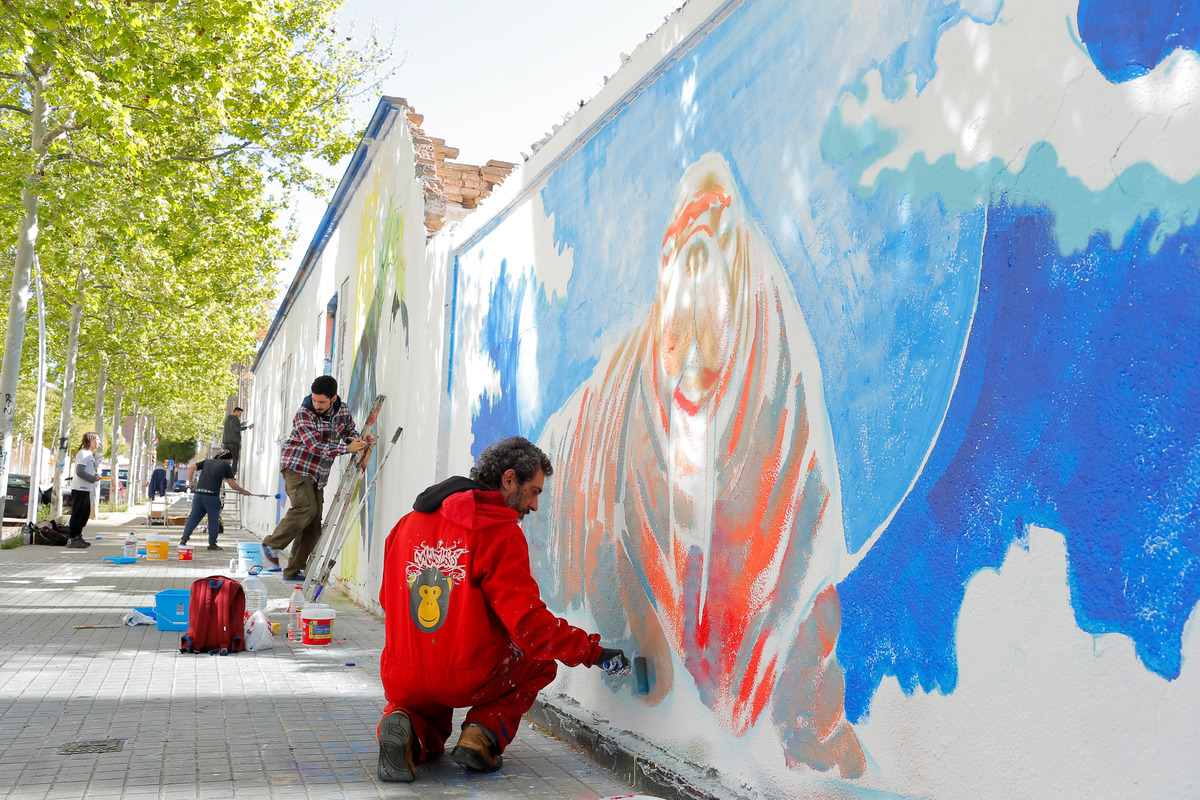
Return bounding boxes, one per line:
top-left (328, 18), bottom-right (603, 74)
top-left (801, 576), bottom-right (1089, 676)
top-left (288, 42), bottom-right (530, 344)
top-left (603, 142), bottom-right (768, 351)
top-left (99, 468), bottom-right (127, 503)
top-left (173, 478), bottom-right (189, 493)
top-left (2, 475), bottom-right (49, 519)
top-left (3, 474), bottom-right (31, 519)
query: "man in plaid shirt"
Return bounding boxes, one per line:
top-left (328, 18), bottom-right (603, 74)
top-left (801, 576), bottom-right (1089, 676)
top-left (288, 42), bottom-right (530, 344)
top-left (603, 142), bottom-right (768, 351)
top-left (262, 375), bottom-right (368, 580)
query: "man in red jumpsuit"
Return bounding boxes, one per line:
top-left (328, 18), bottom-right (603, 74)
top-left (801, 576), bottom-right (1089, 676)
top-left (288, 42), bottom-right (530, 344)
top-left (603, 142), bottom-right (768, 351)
top-left (377, 436), bottom-right (628, 782)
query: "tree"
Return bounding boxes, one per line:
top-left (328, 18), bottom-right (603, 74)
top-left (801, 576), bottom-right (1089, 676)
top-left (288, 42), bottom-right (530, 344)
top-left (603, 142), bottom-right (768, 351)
top-left (0, 0), bottom-right (389, 504)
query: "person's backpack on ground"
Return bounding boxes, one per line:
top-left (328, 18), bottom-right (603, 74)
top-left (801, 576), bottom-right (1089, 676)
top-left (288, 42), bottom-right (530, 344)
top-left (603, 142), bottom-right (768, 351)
top-left (28, 520), bottom-right (68, 546)
top-left (180, 575), bottom-right (246, 655)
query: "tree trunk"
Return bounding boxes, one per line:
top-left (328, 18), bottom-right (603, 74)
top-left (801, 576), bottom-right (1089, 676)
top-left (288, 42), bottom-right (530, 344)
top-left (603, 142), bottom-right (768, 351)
top-left (0, 65), bottom-right (49, 518)
top-left (27, 255), bottom-right (48, 525)
top-left (52, 268), bottom-right (85, 518)
top-left (129, 404), bottom-right (142, 504)
top-left (91, 359), bottom-right (106, 517)
top-left (108, 384), bottom-right (123, 509)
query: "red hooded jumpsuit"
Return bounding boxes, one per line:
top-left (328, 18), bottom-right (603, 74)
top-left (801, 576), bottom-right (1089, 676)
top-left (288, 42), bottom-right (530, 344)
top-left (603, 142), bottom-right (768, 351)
top-left (379, 481), bottom-right (604, 760)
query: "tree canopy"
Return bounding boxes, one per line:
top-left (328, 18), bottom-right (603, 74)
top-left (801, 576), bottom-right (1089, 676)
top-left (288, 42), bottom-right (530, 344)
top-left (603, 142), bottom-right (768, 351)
top-left (0, 0), bottom-right (391, 459)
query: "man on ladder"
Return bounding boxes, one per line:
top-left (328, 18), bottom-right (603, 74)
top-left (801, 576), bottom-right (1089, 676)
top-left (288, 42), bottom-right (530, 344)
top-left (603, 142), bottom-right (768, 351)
top-left (262, 375), bottom-right (369, 582)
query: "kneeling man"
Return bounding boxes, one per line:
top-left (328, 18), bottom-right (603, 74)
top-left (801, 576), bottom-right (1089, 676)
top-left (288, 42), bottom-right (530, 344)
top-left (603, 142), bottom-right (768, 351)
top-left (377, 436), bottom-right (627, 781)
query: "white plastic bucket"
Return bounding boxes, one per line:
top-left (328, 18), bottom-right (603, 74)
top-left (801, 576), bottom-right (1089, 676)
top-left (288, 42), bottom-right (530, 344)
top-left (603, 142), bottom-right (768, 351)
top-left (236, 541), bottom-right (262, 573)
top-left (300, 604), bottom-right (335, 646)
top-left (146, 535), bottom-right (170, 560)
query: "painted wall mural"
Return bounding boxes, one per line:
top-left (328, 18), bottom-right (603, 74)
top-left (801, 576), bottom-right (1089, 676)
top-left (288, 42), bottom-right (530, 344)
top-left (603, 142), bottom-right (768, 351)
top-left (452, 0), bottom-right (1200, 793)
top-left (532, 153), bottom-right (863, 775)
top-left (343, 179), bottom-right (410, 589)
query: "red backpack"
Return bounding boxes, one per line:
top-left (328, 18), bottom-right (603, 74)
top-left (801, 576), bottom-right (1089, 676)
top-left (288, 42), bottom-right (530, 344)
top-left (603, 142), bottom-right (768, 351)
top-left (180, 575), bottom-right (246, 655)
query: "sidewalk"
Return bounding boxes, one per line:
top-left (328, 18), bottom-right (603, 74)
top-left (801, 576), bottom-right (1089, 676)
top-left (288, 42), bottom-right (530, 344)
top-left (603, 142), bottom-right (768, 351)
top-left (0, 505), bottom-right (638, 800)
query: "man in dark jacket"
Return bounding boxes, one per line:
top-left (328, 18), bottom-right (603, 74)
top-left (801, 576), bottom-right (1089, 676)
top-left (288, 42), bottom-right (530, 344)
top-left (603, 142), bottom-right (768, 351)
top-left (221, 407), bottom-right (253, 475)
top-left (376, 436), bottom-right (628, 783)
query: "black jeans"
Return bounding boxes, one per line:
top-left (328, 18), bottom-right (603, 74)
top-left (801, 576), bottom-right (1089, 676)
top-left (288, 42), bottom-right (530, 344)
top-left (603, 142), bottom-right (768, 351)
top-left (224, 444), bottom-right (241, 475)
top-left (68, 490), bottom-right (91, 539)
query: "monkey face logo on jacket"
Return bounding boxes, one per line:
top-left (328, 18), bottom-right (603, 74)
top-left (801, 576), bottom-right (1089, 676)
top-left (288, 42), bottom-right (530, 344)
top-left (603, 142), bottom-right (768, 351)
top-left (406, 542), bottom-right (467, 634)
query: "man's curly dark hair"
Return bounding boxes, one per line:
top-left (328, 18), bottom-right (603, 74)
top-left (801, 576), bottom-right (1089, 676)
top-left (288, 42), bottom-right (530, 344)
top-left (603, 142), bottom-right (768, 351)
top-left (470, 436), bottom-right (553, 490)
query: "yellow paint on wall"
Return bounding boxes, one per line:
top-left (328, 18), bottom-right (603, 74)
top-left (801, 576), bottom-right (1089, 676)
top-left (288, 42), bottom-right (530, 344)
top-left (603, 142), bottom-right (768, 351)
top-left (380, 206), bottom-right (406, 300)
top-left (341, 517), bottom-right (362, 587)
top-left (351, 172), bottom-right (383, 369)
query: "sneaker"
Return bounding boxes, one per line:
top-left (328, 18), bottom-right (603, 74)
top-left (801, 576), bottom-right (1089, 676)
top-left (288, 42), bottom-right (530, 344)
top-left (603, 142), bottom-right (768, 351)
top-left (207, 544), bottom-right (223, 551)
top-left (377, 711), bottom-right (416, 782)
top-left (450, 724), bottom-right (502, 773)
top-left (179, 537), bottom-right (189, 546)
top-left (283, 572), bottom-right (307, 582)
top-left (261, 544), bottom-right (279, 568)
top-left (65, 537), bottom-right (90, 549)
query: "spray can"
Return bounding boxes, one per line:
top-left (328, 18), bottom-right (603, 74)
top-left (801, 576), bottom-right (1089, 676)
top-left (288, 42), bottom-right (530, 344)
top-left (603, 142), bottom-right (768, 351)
top-left (123, 532), bottom-right (137, 559)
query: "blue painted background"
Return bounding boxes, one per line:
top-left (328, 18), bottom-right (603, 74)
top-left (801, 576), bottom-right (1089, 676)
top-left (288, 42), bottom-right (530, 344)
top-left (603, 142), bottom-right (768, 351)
top-left (460, 0), bottom-right (1200, 722)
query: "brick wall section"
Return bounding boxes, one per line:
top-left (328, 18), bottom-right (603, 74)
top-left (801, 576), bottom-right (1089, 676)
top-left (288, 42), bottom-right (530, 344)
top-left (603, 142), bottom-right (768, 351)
top-left (400, 100), bottom-right (516, 236)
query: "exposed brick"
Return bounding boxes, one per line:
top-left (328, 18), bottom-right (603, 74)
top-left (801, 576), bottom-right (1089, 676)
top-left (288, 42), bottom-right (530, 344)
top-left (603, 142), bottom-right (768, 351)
top-left (400, 100), bottom-right (516, 236)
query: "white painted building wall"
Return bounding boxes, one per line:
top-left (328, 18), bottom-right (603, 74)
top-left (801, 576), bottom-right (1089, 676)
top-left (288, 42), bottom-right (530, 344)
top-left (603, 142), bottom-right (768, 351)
top-left (245, 99), bottom-right (451, 614)
top-left (247, 0), bottom-right (1200, 797)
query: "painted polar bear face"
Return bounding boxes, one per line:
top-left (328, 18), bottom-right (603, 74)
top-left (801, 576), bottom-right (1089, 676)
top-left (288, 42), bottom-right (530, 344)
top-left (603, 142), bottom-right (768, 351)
top-left (655, 155), bottom-right (740, 414)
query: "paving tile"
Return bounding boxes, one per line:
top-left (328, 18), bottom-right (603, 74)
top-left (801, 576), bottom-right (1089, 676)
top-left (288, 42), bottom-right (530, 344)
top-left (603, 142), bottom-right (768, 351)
top-left (0, 508), bottom-right (636, 800)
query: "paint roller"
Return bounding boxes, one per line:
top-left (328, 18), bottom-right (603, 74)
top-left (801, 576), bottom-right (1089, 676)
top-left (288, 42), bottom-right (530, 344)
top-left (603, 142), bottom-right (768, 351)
top-left (600, 651), bottom-right (652, 695)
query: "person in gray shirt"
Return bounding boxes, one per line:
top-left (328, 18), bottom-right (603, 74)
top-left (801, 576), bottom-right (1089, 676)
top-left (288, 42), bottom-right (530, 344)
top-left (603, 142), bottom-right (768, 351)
top-left (67, 432), bottom-right (101, 548)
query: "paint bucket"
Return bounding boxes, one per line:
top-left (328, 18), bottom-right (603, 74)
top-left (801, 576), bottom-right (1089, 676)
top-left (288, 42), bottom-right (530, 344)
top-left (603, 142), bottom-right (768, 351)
top-left (300, 604), bottom-right (335, 646)
top-left (146, 535), bottom-right (170, 561)
top-left (178, 544), bottom-right (193, 562)
top-left (235, 541), bottom-right (262, 574)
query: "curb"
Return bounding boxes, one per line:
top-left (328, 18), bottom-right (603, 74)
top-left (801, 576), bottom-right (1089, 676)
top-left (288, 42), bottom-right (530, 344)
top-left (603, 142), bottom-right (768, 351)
top-left (527, 696), bottom-right (753, 800)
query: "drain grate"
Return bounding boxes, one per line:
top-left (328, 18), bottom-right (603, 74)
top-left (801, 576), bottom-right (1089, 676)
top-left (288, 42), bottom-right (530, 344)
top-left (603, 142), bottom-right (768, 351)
top-left (57, 739), bottom-right (125, 755)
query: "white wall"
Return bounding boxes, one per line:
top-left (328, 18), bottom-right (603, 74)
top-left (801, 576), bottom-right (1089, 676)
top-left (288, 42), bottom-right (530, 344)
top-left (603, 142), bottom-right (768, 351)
top-left (251, 0), bottom-right (1200, 796)
top-left (247, 99), bottom-right (452, 614)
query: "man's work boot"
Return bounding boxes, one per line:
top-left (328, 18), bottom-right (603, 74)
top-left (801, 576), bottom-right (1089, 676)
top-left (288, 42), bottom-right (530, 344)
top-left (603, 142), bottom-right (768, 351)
top-left (65, 537), bottom-right (90, 549)
top-left (450, 723), bottom-right (502, 773)
top-left (377, 711), bottom-right (416, 782)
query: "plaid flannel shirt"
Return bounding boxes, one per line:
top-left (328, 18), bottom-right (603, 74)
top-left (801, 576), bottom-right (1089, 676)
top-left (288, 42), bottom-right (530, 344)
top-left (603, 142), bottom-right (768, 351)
top-left (279, 401), bottom-right (360, 488)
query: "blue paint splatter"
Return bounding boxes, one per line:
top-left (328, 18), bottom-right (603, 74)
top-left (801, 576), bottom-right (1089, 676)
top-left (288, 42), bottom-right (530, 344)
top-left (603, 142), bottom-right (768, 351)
top-left (838, 203), bottom-right (1200, 721)
top-left (471, 260), bottom-right (527, 462)
top-left (1078, 0), bottom-right (1200, 82)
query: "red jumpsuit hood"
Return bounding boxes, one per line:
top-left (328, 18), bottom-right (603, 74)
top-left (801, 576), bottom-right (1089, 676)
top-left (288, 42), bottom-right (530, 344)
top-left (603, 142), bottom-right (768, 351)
top-left (439, 489), bottom-right (517, 531)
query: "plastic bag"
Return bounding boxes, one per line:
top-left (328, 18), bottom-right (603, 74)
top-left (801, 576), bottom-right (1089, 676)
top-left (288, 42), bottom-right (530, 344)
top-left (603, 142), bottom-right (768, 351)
top-left (121, 609), bottom-right (156, 626)
top-left (244, 610), bottom-right (274, 651)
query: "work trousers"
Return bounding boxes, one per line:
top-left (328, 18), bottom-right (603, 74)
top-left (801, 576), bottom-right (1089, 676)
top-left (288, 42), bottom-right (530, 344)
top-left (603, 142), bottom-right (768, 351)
top-left (262, 468), bottom-right (324, 579)
top-left (68, 489), bottom-right (91, 539)
top-left (381, 652), bottom-right (557, 761)
top-left (180, 493), bottom-right (222, 546)
top-left (223, 444), bottom-right (241, 476)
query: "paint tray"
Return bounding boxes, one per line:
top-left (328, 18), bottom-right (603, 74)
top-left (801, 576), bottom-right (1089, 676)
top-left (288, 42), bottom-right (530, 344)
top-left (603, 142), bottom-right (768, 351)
top-left (102, 556), bottom-right (138, 564)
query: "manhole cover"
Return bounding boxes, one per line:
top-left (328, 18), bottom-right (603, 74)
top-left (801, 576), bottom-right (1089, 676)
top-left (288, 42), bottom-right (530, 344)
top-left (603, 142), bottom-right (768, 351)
top-left (57, 739), bottom-right (125, 755)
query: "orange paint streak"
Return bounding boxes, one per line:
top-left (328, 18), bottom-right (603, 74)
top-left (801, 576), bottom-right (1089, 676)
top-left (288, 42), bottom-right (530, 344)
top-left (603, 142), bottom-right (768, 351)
top-left (735, 406), bottom-right (806, 590)
top-left (726, 290), bottom-right (765, 457)
top-left (660, 189), bottom-right (733, 247)
top-left (749, 654), bottom-right (778, 726)
top-left (671, 385), bottom-right (700, 415)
